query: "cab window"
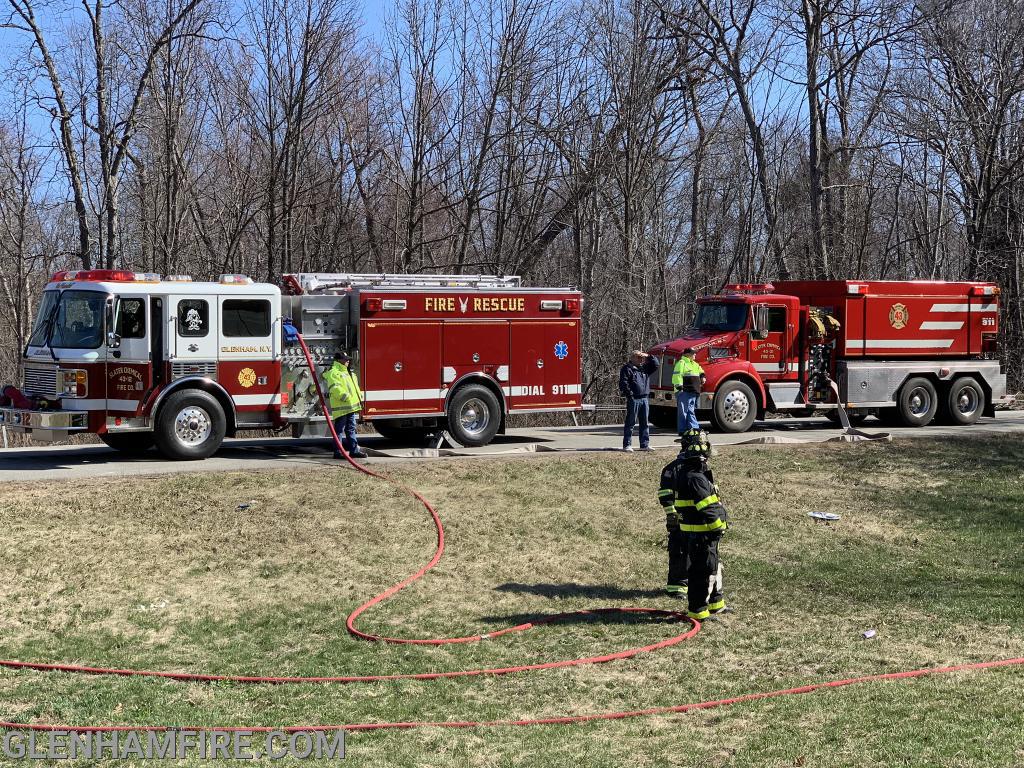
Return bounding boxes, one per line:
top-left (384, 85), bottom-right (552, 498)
top-left (117, 298), bottom-right (146, 339)
top-left (767, 307), bottom-right (787, 333)
top-left (222, 299), bottom-right (271, 337)
top-left (178, 299), bottom-right (209, 337)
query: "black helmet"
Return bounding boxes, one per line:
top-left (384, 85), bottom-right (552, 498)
top-left (678, 428), bottom-right (711, 461)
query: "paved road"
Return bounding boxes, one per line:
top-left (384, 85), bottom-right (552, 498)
top-left (2, 411), bottom-right (1022, 483)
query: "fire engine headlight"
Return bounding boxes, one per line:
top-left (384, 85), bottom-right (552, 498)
top-left (60, 369), bottom-right (88, 398)
top-left (709, 346), bottom-right (734, 360)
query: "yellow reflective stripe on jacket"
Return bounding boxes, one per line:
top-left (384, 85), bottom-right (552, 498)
top-left (658, 489), bottom-right (675, 499)
top-left (673, 499), bottom-right (695, 508)
top-left (679, 518), bottom-right (727, 533)
top-left (695, 494), bottom-right (720, 511)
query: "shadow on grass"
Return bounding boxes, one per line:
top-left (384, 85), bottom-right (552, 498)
top-left (494, 582), bottom-right (667, 600)
top-left (478, 609), bottom-right (686, 628)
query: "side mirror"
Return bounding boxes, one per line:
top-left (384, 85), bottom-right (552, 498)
top-left (106, 296), bottom-right (122, 348)
top-left (751, 304), bottom-right (769, 339)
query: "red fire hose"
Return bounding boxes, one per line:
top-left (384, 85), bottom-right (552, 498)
top-left (1, 333), bottom-right (1021, 733)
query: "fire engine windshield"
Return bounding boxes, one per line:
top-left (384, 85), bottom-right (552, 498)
top-left (693, 302), bottom-right (748, 332)
top-left (28, 290), bottom-right (107, 349)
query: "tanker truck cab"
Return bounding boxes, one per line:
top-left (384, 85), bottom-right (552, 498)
top-left (9, 270), bottom-right (284, 458)
top-left (648, 280), bottom-right (1009, 433)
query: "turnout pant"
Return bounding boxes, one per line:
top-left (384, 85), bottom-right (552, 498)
top-left (666, 514), bottom-right (689, 589)
top-left (685, 531), bottom-right (724, 614)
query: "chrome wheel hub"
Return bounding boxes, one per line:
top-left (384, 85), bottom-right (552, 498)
top-left (459, 398), bottom-right (490, 437)
top-left (174, 406), bottom-right (212, 446)
top-left (722, 390), bottom-right (750, 423)
top-left (956, 386), bottom-right (979, 416)
top-left (908, 388), bottom-right (931, 416)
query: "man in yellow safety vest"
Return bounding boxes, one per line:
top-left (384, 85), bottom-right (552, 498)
top-left (672, 347), bottom-right (705, 433)
top-left (324, 351), bottom-right (367, 458)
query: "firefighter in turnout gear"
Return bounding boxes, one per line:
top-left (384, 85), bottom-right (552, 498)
top-left (657, 429), bottom-right (729, 620)
top-left (325, 352), bottom-right (367, 459)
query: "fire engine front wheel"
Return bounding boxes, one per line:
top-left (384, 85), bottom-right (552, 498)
top-left (154, 390), bottom-right (227, 460)
top-left (711, 380), bottom-right (757, 433)
top-left (447, 384), bottom-right (501, 447)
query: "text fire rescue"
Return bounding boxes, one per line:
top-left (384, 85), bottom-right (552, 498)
top-left (424, 296), bottom-right (526, 312)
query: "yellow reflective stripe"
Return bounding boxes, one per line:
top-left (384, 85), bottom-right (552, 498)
top-left (658, 489), bottom-right (674, 498)
top-left (687, 609), bottom-right (710, 621)
top-left (707, 600), bottom-right (726, 611)
top-left (679, 519), bottom-right (727, 533)
top-left (695, 494), bottom-right (720, 511)
top-left (674, 499), bottom-right (695, 508)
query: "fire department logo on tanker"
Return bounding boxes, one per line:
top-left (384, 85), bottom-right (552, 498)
top-left (238, 368), bottom-right (257, 388)
top-left (889, 303), bottom-right (909, 330)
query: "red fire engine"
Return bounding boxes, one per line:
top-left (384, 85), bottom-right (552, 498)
top-left (649, 280), bottom-right (1011, 432)
top-left (2, 271), bottom-right (584, 458)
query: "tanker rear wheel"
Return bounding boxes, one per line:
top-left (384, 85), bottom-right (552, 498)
top-left (446, 384), bottom-right (501, 447)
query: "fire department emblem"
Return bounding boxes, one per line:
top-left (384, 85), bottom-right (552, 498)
top-left (889, 303), bottom-right (909, 330)
top-left (238, 367), bottom-right (257, 388)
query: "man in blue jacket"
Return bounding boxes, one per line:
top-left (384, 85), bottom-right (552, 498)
top-left (619, 350), bottom-right (660, 452)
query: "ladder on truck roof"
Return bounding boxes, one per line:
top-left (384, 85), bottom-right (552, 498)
top-left (287, 273), bottom-right (523, 294)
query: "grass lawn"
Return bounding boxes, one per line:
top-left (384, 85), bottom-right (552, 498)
top-left (1, 437), bottom-right (1023, 766)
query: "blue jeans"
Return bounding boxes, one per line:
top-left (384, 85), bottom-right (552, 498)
top-left (623, 397), bottom-right (650, 449)
top-left (332, 412), bottom-right (359, 454)
top-left (676, 390), bottom-right (699, 432)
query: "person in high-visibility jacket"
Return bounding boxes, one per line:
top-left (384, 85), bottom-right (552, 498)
top-left (657, 429), bottom-right (729, 620)
top-left (324, 351), bottom-right (367, 459)
top-left (672, 347), bottom-right (705, 433)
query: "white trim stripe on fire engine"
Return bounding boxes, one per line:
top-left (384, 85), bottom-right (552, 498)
top-left (930, 302), bottom-right (998, 313)
top-left (920, 321), bottom-right (964, 330)
top-left (364, 389), bottom-right (443, 402)
top-left (846, 339), bottom-right (955, 349)
top-left (75, 398), bottom-right (139, 411)
top-left (752, 362), bottom-right (800, 373)
top-left (501, 384), bottom-right (582, 396)
top-left (232, 394), bottom-right (284, 406)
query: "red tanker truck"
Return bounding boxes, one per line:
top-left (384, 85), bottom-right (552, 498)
top-left (648, 280), bottom-right (1011, 432)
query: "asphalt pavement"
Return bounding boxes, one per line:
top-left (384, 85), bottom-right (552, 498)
top-left (2, 411), bottom-right (1022, 483)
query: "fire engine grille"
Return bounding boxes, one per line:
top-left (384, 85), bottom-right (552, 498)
top-left (22, 364), bottom-right (59, 398)
top-left (171, 361), bottom-right (219, 381)
top-left (659, 357), bottom-right (676, 389)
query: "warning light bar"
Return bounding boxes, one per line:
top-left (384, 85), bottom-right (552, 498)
top-left (847, 283), bottom-right (869, 295)
top-left (723, 283), bottom-right (775, 295)
top-left (50, 270), bottom-right (167, 283)
top-left (969, 285), bottom-right (999, 296)
top-left (219, 274), bottom-right (254, 285)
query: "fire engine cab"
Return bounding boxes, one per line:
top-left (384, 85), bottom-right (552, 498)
top-left (649, 280), bottom-right (1011, 432)
top-left (3, 270), bottom-right (584, 458)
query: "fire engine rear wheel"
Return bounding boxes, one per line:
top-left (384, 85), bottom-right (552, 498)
top-left (447, 384), bottom-right (501, 447)
top-left (943, 377), bottom-right (984, 426)
top-left (99, 432), bottom-right (155, 455)
top-left (896, 377), bottom-right (938, 427)
top-left (712, 380), bottom-right (757, 433)
top-left (154, 390), bottom-right (227, 460)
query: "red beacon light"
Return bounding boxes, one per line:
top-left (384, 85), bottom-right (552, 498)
top-left (722, 283), bottom-right (775, 295)
top-left (51, 269), bottom-right (138, 282)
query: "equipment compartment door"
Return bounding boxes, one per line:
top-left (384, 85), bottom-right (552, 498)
top-left (544, 320), bottom-right (581, 407)
top-left (361, 321), bottom-right (442, 416)
top-left (509, 323), bottom-right (547, 407)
